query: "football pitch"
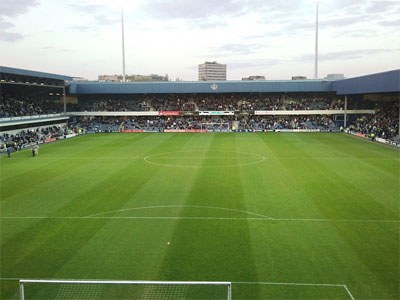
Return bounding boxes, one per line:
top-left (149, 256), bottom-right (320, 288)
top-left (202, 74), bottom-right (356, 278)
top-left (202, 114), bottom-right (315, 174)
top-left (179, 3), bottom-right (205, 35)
top-left (1, 132), bottom-right (399, 299)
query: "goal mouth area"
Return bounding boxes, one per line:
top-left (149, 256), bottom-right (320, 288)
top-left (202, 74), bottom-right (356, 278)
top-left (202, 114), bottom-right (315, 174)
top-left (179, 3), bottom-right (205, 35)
top-left (19, 279), bottom-right (232, 300)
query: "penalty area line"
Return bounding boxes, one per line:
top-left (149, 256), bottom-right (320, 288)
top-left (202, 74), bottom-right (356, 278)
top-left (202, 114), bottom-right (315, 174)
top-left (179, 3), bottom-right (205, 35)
top-left (234, 281), bottom-right (343, 287)
top-left (0, 278), bottom-right (356, 299)
top-left (343, 284), bottom-right (356, 300)
top-left (0, 216), bottom-right (270, 220)
top-left (234, 281), bottom-right (356, 299)
top-left (0, 216), bottom-right (398, 223)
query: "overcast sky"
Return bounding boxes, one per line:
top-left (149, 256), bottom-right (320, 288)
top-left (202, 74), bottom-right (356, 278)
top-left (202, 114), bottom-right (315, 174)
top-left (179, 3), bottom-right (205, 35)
top-left (0, 0), bottom-right (399, 81)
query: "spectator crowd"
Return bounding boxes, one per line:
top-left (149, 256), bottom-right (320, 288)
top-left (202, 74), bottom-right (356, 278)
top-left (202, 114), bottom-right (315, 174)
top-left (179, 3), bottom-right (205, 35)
top-left (1, 93), bottom-right (398, 146)
top-left (0, 125), bottom-right (68, 154)
top-left (71, 94), bottom-right (343, 112)
top-left (71, 115), bottom-right (339, 133)
top-left (349, 101), bottom-right (399, 143)
top-left (0, 96), bottom-right (63, 117)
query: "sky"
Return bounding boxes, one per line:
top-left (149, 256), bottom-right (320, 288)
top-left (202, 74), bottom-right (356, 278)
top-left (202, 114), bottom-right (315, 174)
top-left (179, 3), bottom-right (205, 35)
top-left (0, 0), bottom-right (399, 81)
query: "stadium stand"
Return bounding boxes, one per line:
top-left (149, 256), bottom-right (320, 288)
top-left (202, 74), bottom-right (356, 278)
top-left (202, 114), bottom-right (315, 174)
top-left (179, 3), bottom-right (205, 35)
top-left (349, 100), bottom-right (399, 142)
top-left (0, 125), bottom-right (68, 153)
top-left (72, 93), bottom-right (343, 112)
top-left (1, 67), bottom-right (399, 147)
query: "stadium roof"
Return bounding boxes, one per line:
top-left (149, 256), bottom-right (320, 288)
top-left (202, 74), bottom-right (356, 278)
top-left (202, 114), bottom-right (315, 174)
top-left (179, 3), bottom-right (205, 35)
top-left (2, 66), bottom-right (398, 95)
top-left (333, 69), bottom-right (400, 95)
top-left (68, 80), bottom-right (334, 94)
top-left (0, 66), bottom-right (73, 81)
top-left (68, 70), bottom-right (400, 95)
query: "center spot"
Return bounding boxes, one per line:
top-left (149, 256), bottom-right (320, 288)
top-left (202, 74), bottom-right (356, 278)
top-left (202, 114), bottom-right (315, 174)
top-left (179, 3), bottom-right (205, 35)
top-left (144, 150), bottom-right (265, 167)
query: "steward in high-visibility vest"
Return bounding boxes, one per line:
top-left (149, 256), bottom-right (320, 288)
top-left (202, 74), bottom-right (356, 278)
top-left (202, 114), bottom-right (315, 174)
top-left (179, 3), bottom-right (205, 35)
top-left (370, 133), bottom-right (375, 141)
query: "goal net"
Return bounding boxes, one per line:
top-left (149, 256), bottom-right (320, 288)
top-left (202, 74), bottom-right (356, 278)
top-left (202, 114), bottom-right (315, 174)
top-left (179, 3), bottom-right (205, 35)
top-left (19, 279), bottom-right (232, 300)
top-left (200, 123), bottom-right (230, 132)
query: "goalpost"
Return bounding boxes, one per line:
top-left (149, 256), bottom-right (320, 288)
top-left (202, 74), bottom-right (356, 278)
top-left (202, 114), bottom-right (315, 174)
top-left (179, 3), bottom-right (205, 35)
top-left (200, 122), bottom-right (230, 132)
top-left (19, 279), bottom-right (232, 300)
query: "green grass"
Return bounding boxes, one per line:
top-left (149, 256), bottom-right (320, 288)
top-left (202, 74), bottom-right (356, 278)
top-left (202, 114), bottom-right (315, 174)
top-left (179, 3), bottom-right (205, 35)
top-left (0, 133), bottom-right (399, 299)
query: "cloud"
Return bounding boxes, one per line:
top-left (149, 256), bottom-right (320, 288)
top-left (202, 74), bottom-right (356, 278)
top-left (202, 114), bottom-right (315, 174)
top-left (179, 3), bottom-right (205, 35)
top-left (320, 50), bottom-right (372, 61)
top-left (0, 0), bottom-right (39, 42)
top-left (272, 1), bottom-right (395, 38)
top-left (0, 31), bottom-right (24, 42)
top-left (188, 17), bottom-right (227, 29)
top-left (68, 25), bottom-right (92, 31)
top-left (320, 15), bottom-right (370, 28)
top-left (0, 20), bottom-right (15, 30)
top-left (364, 0), bottom-right (400, 13)
top-left (227, 59), bottom-right (285, 75)
top-left (140, 0), bottom-right (246, 20)
top-left (214, 42), bottom-right (269, 56)
top-left (66, 2), bottom-right (105, 14)
top-left (139, 0), bottom-right (311, 25)
top-left (65, 2), bottom-right (118, 29)
top-left (337, 30), bottom-right (374, 38)
top-left (0, 17), bottom-right (23, 42)
top-left (378, 19), bottom-right (400, 27)
top-left (94, 14), bottom-right (119, 25)
top-left (66, 15), bottom-right (118, 32)
top-left (0, 0), bottom-right (39, 18)
top-left (229, 58), bottom-right (281, 70)
top-left (283, 13), bottom-right (370, 35)
top-left (40, 46), bottom-right (73, 53)
top-left (296, 48), bottom-right (399, 62)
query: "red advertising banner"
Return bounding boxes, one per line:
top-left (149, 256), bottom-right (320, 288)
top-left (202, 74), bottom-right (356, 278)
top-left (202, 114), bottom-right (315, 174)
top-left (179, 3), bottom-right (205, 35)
top-left (159, 111), bottom-right (180, 116)
top-left (44, 138), bottom-right (57, 143)
top-left (164, 129), bottom-right (208, 133)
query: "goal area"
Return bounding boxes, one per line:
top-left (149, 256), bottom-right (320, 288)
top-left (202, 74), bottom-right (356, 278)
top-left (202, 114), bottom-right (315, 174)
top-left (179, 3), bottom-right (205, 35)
top-left (19, 279), bottom-right (232, 300)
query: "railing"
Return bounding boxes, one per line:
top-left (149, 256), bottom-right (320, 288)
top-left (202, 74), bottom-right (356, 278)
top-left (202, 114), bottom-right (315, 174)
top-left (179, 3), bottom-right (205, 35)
top-left (0, 113), bottom-right (67, 123)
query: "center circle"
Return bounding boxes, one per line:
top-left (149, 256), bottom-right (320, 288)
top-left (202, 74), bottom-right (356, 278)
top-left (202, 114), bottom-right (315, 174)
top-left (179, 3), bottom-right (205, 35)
top-left (144, 150), bottom-right (265, 167)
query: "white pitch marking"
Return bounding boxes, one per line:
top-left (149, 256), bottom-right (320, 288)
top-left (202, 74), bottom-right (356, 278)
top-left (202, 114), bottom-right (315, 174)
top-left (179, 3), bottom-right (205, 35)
top-left (0, 278), bottom-right (345, 287)
top-left (235, 282), bottom-right (356, 299)
top-left (0, 278), bottom-right (358, 299)
top-left (270, 218), bottom-right (399, 223)
top-left (146, 156), bottom-right (256, 159)
top-left (233, 281), bottom-right (344, 287)
top-left (343, 284), bottom-right (356, 300)
top-left (0, 217), bottom-right (266, 220)
top-left (1, 216), bottom-right (398, 224)
top-left (6, 157), bottom-right (143, 160)
top-left (84, 205), bottom-right (274, 219)
top-left (143, 150), bottom-right (266, 168)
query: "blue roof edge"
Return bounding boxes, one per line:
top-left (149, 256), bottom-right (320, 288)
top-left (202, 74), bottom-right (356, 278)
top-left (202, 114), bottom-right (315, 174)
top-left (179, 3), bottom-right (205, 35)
top-left (0, 66), bottom-right (73, 81)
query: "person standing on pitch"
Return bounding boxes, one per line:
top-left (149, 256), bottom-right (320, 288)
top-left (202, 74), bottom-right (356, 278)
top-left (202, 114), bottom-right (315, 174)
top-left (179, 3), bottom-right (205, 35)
top-left (7, 145), bottom-right (12, 158)
top-left (33, 144), bottom-right (39, 156)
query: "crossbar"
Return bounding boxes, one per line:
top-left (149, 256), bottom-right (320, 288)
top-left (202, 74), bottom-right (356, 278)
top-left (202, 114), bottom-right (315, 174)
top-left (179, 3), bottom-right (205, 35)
top-left (19, 279), bottom-right (232, 300)
top-left (20, 279), bottom-right (231, 285)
